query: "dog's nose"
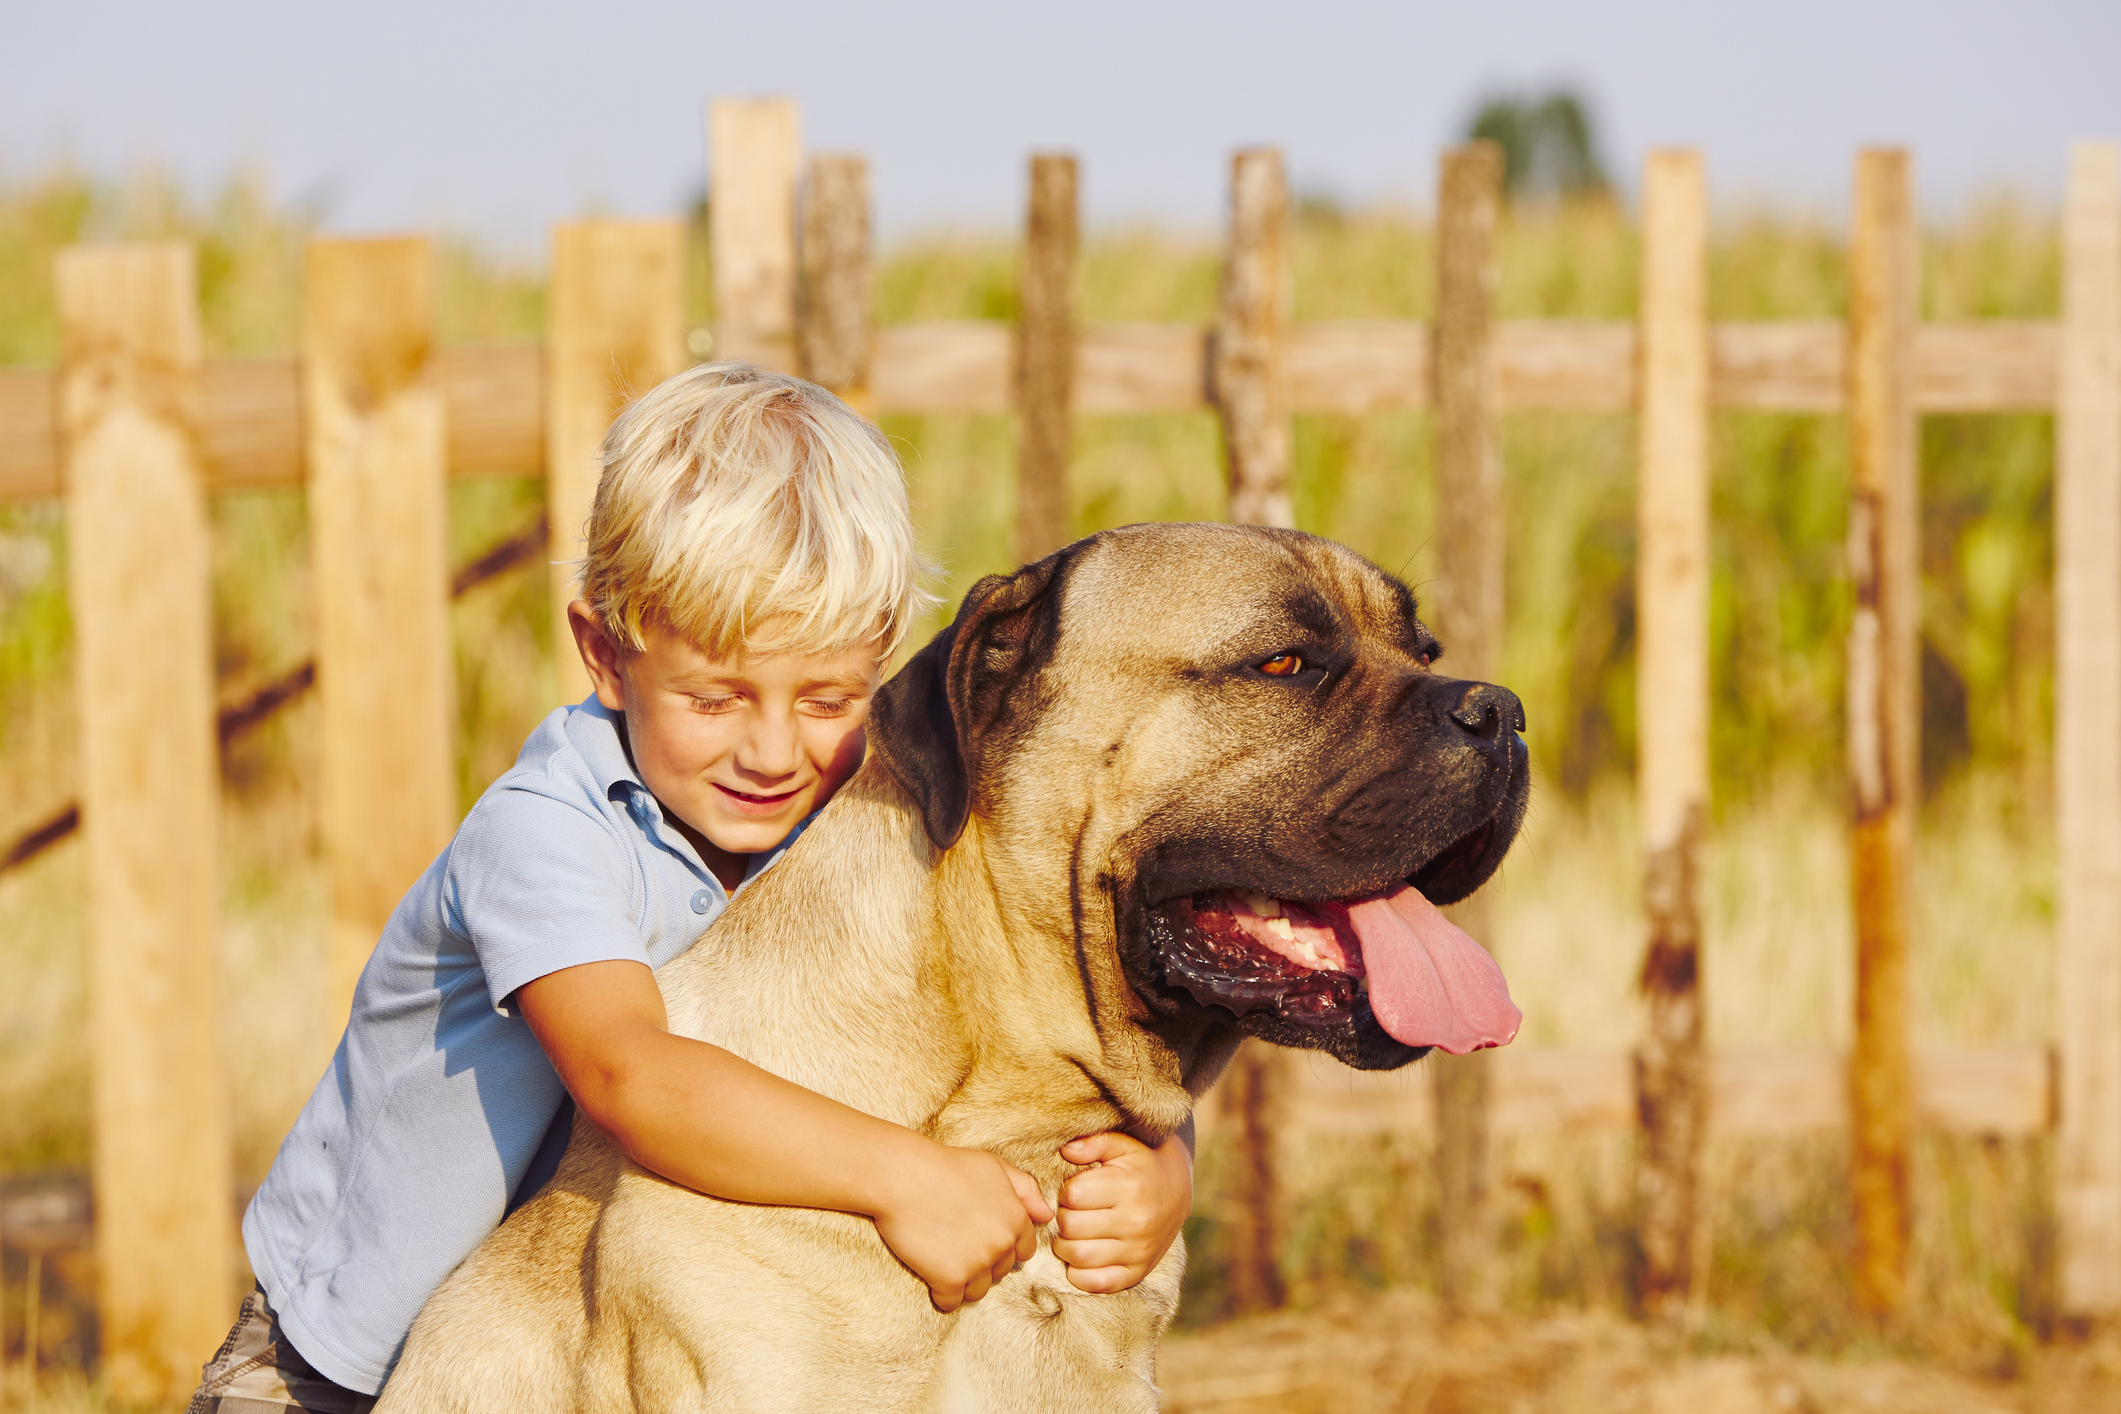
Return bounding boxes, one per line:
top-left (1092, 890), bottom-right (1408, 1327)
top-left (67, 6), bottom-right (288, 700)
top-left (1448, 681), bottom-right (1526, 743)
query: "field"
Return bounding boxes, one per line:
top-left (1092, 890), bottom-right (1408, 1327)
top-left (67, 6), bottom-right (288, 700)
top-left (0, 164), bottom-right (2107, 1405)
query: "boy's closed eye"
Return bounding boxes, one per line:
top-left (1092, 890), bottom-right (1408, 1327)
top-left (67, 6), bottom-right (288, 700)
top-left (687, 694), bottom-right (743, 714)
top-left (801, 696), bottom-right (859, 718)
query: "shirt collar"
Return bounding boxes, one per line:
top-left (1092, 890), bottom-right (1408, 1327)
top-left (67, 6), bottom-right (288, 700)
top-left (564, 695), bottom-right (649, 803)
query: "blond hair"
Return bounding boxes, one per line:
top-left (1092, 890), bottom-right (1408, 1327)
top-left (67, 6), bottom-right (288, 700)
top-left (577, 362), bottom-right (932, 661)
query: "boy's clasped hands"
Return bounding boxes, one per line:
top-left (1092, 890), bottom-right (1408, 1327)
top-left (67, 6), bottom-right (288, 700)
top-left (870, 1128), bottom-right (1193, 1311)
top-left (518, 939), bottom-right (1193, 1317)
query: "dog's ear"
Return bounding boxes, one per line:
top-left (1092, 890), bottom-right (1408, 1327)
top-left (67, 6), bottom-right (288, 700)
top-left (867, 615), bottom-right (969, 849)
top-left (944, 554), bottom-right (1069, 753)
top-left (867, 551), bottom-right (1071, 850)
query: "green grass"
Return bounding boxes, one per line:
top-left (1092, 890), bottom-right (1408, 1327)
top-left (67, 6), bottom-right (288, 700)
top-left (0, 164), bottom-right (2076, 1381)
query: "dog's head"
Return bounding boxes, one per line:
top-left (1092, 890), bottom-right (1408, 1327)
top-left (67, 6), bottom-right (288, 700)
top-left (868, 523), bottom-right (1528, 1074)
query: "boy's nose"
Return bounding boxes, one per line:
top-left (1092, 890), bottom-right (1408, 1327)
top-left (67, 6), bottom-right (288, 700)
top-left (738, 716), bottom-right (803, 777)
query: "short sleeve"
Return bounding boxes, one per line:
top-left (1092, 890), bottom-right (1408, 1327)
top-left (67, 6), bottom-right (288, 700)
top-left (446, 786), bottom-right (653, 1011)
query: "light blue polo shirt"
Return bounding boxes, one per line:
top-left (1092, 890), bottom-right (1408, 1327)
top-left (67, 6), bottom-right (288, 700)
top-left (242, 697), bottom-right (809, 1395)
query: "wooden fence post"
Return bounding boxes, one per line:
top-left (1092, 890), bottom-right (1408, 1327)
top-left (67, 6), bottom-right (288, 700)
top-left (1846, 149), bottom-right (1918, 1319)
top-left (305, 237), bottom-right (456, 1019)
top-left (2057, 139), bottom-right (2121, 1317)
top-left (1210, 144), bottom-right (1293, 1314)
top-left (800, 153), bottom-right (876, 409)
top-left (1635, 149), bottom-right (1712, 1318)
top-left (1431, 141), bottom-right (1506, 1314)
top-left (1017, 153), bottom-right (1079, 562)
top-left (709, 96), bottom-right (801, 373)
top-left (547, 220), bottom-right (686, 705)
top-left (1215, 148), bottom-right (1293, 528)
top-left (57, 242), bottom-right (234, 1402)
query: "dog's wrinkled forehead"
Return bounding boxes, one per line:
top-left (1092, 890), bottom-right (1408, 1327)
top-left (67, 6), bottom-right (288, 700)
top-left (1056, 523), bottom-right (1427, 668)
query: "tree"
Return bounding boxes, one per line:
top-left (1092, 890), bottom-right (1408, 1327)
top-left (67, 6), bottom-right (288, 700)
top-left (1466, 90), bottom-right (1611, 199)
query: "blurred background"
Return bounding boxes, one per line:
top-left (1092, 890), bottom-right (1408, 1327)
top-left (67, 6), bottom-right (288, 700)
top-left (4, 3), bottom-right (2120, 1411)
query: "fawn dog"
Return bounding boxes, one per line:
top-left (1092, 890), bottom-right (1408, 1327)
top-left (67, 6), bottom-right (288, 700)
top-left (377, 522), bottom-right (1528, 1412)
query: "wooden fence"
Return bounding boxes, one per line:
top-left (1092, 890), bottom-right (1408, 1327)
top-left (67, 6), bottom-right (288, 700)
top-left (0, 94), bottom-right (2117, 1390)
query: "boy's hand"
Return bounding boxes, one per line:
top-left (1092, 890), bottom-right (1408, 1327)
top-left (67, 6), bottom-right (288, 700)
top-left (872, 1144), bottom-right (1054, 1313)
top-left (1053, 1130), bottom-right (1193, 1294)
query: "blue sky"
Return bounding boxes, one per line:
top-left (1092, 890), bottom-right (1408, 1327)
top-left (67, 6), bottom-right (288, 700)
top-left (6, 1), bottom-right (2116, 250)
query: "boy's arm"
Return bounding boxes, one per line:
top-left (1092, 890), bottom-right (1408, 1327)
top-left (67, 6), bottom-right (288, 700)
top-left (1051, 1123), bottom-right (1195, 1294)
top-left (514, 958), bottom-right (1052, 1311)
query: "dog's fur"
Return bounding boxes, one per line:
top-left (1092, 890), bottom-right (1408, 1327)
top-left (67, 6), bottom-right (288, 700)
top-left (375, 523), bottom-right (1528, 1413)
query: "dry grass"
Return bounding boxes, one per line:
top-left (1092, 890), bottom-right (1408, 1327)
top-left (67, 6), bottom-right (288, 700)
top-left (1157, 1291), bottom-right (2121, 1414)
top-left (0, 1366), bottom-right (170, 1414)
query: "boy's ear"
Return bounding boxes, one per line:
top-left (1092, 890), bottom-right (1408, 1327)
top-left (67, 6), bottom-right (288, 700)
top-left (867, 550), bottom-right (1073, 851)
top-left (567, 600), bottom-right (629, 712)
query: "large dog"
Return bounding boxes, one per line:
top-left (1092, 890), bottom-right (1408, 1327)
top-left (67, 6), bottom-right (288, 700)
top-left (376, 522), bottom-right (1529, 1413)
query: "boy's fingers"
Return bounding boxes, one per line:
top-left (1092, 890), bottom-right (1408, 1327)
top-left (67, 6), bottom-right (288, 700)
top-left (1058, 1165), bottom-right (1130, 1213)
top-left (930, 1282), bottom-right (965, 1313)
top-left (1061, 1263), bottom-right (1139, 1295)
top-left (1015, 1223), bottom-right (1039, 1266)
top-left (1060, 1131), bottom-right (1146, 1167)
top-left (1054, 1203), bottom-right (1131, 1242)
top-left (962, 1268), bottom-right (994, 1306)
top-left (1004, 1163), bottom-right (1056, 1225)
top-left (1052, 1235), bottom-right (1131, 1270)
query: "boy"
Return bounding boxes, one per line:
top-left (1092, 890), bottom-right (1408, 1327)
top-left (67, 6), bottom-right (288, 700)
top-left (190, 365), bottom-right (1194, 1413)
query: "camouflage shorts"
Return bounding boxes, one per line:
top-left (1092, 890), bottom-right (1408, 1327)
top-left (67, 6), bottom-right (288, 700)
top-left (186, 1285), bottom-right (377, 1414)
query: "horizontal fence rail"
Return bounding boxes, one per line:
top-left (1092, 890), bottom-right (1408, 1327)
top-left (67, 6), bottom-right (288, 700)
top-left (0, 320), bottom-right (2069, 502)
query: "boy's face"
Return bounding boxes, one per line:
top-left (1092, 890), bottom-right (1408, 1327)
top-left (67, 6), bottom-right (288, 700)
top-left (571, 604), bottom-right (881, 884)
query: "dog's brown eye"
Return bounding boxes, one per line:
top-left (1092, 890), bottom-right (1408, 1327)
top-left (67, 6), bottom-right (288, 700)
top-left (1259, 654), bottom-right (1303, 677)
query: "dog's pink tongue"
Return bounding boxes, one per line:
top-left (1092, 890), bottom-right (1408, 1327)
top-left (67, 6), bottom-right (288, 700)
top-left (1344, 885), bottom-right (1522, 1054)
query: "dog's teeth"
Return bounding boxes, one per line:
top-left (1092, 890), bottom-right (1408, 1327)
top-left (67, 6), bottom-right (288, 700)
top-left (1265, 917), bottom-right (1296, 942)
top-left (1241, 891), bottom-right (1281, 918)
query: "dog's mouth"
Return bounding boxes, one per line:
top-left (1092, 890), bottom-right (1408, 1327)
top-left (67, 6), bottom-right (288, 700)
top-left (1146, 830), bottom-right (1522, 1055)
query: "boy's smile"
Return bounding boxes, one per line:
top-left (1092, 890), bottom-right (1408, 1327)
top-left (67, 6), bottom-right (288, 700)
top-left (571, 604), bottom-right (881, 890)
top-left (717, 782), bottom-right (802, 810)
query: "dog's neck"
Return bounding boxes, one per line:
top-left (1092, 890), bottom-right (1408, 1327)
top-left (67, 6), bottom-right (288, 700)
top-left (654, 761), bottom-right (1204, 1176)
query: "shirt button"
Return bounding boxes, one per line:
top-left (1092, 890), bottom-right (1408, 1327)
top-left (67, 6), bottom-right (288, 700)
top-left (690, 889), bottom-right (712, 914)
